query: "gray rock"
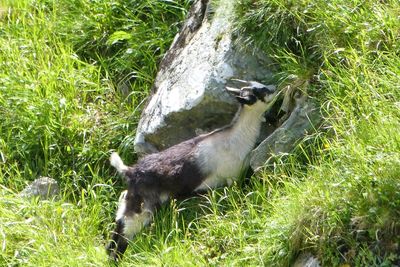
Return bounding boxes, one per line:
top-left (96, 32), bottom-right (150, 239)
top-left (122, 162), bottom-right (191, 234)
top-left (292, 253), bottom-right (321, 267)
top-left (132, 0), bottom-right (322, 169)
top-left (19, 177), bottom-right (59, 200)
top-left (134, 0), bottom-right (273, 154)
top-left (250, 94), bottom-right (322, 171)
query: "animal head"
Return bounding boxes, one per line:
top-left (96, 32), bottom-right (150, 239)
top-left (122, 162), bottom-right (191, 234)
top-left (226, 79), bottom-right (278, 108)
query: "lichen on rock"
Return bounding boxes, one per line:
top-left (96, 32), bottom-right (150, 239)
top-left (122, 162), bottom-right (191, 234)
top-left (133, 0), bottom-right (322, 170)
top-left (134, 0), bottom-right (273, 155)
top-left (19, 177), bottom-right (59, 200)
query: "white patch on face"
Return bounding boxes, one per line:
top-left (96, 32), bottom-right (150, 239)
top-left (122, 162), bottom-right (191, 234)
top-left (116, 190), bottom-right (128, 221)
top-left (114, 190), bottom-right (154, 241)
top-left (123, 210), bottom-right (153, 239)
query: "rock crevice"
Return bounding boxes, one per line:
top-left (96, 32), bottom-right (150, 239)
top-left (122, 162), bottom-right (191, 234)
top-left (133, 0), bottom-right (321, 169)
top-left (134, 0), bottom-right (273, 155)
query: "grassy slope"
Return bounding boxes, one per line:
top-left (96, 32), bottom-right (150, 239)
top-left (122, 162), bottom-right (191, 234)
top-left (0, 0), bottom-right (190, 265)
top-left (0, 0), bottom-right (399, 266)
top-left (235, 0), bottom-right (400, 265)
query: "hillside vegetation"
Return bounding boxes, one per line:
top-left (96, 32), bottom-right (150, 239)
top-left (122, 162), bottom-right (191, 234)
top-left (1, 0), bottom-right (399, 266)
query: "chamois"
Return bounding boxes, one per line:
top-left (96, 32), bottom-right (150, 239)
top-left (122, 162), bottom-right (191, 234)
top-left (106, 80), bottom-right (279, 260)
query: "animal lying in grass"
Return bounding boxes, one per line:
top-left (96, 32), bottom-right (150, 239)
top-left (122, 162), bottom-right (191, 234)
top-left (106, 80), bottom-right (279, 260)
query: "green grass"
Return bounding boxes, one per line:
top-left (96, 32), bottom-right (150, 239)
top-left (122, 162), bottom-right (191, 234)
top-left (1, 0), bottom-right (400, 266)
top-left (235, 0), bottom-right (400, 265)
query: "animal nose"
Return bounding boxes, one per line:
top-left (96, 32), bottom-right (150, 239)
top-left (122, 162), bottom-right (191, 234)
top-left (262, 84), bottom-right (276, 94)
top-left (267, 84), bottom-right (276, 91)
top-left (251, 84), bottom-right (276, 96)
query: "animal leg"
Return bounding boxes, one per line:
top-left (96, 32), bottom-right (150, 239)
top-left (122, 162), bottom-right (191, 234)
top-left (106, 190), bottom-right (128, 260)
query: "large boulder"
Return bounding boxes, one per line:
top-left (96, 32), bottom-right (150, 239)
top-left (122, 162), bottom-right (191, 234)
top-left (133, 0), bottom-right (322, 169)
top-left (134, 0), bottom-right (273, 154)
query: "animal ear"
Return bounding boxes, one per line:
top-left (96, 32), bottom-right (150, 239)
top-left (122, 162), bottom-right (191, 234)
top-left (235, 95), bottom-right (257, 105)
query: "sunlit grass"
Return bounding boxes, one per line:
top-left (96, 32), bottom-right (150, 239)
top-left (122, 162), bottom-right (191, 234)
top-left (235, 0), bottom-right (400, 265)
top-left (1, 0), bottom-right (399, 266)
top-left (0, 0), bottom-right (189, 265)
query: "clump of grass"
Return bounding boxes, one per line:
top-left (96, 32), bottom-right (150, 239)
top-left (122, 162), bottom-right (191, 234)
top-left (235, 0), bottom-right (400, 265)
top-left (0, 0), bottom-right (189, 265)
top-left (54, 0), bottom-right (191, 89)
top-left (0, 0), bottom-right (190, 191)
top-left (0, 189), bottom-right (112, 266)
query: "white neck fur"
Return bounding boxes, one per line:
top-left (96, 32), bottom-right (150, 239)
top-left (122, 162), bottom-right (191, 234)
top-left (227, 102), bottom-right (268, 150)
top-left (194, 102), bottom-right (269, 191)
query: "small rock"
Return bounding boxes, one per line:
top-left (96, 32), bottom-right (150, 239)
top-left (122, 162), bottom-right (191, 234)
top-left (293, 253), bottom-right (321, 267)
top-left (19, 177), bottom-right (59, 200)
